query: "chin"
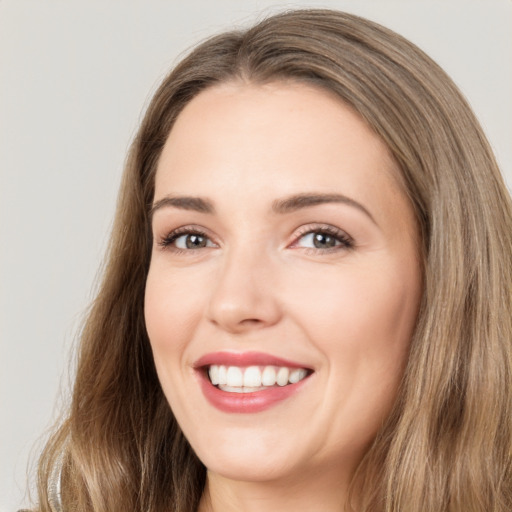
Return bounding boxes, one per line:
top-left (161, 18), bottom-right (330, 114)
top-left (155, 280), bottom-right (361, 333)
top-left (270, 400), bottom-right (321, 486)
top-left (188, 427), bottom-right (306, 483)
top-left (201, 450), bottom-right (296, 483)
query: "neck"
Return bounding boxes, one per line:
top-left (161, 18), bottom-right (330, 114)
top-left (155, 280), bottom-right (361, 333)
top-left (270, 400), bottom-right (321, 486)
top-left (197, 466), bottom-right (356, 512)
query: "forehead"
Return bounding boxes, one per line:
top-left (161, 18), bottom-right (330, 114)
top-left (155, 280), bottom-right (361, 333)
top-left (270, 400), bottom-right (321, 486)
top-left (154, 82), bottom-right (415, 236)
top-left (156, 81), bottom-right (399, 192)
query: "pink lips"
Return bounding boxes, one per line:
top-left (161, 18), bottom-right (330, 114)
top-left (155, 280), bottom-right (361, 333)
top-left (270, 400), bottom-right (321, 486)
top-left (194, 351), bottom-right (312, 414)
top-left (194, 351), bottom-right (309, 369)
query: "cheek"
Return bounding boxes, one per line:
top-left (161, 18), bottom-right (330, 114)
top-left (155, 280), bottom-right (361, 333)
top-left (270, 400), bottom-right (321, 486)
top-left (274, 257), bottom-right (421, 458)
top-left (144, 265), bottom-right (203, 367)
top-left (288, 258), bottom-right (420, 378)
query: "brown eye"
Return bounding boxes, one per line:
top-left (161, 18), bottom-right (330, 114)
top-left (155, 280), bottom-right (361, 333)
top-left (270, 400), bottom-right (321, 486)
top-left (161, 230), bottom-right (216, 250)
top-left (183, 234), bottom-right (208, 249)
top-left (312, 232), bottom-right (338, 249)
top-left (295, 229), bottom-right (352, 251)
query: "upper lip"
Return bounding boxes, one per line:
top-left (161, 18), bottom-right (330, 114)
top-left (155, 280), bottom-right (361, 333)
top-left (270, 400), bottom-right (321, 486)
top-left (194, 351), bottom-right (312, 370)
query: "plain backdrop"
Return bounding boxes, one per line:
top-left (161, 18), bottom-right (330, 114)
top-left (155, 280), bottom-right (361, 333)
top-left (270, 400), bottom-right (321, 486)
top-left (1, 1), bottom-right (511, 510)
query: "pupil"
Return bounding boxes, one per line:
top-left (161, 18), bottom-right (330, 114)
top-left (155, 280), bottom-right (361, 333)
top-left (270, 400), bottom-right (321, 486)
top-left (186, 234), bottom-right (206, 249)
top-left (313, 233), bottom-right (336, 248)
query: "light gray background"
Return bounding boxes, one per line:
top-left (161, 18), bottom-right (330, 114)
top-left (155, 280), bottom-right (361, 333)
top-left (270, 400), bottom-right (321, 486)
top-left (1, 1), bottom-right (511, 511)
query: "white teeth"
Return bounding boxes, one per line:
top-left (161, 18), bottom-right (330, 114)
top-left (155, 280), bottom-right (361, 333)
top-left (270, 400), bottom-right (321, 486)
top-left (276, 367), bottom-right (290, 386)
top-left (226, 366), bottom-right (243, 387)
top-left (207, 364), bottom-right (309, 390)
top-left (289, 368), bottom-right (307, 384)
top-left (261, 366), bottom-right (277, 386)
top-left (243, 366), bottom-right (262, 387)
top-left (209, 365), bottom-right (219, 385)
top-left (218, 365), bottom-right (227, 386)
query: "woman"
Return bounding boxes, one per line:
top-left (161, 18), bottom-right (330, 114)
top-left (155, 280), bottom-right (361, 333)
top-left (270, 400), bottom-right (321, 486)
top-left (33, 8), bottom-right (512, 512)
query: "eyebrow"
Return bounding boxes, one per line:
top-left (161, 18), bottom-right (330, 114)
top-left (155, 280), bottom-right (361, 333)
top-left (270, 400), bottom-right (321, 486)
top-left (151, 192), bottom-right (376, 225)
top-left (271, 193), bottom-right (376, 224)
top-left (150, 196), bottom-right (215, 218)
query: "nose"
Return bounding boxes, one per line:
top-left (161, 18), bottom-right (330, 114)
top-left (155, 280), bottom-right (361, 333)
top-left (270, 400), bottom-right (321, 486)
top-left (206, 247), bottom-right (282, 334)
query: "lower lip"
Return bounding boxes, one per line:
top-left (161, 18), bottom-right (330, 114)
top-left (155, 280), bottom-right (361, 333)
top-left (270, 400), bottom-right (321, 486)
top-left (198, 371), bottom-right (310, 413)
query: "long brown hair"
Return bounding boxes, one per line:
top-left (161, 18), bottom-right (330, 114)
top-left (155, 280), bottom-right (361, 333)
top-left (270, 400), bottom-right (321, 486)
top-left (35, 9), bottom-right (512, 512)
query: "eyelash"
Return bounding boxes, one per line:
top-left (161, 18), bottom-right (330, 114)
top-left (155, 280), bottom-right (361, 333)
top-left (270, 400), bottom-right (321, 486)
top-left (157, 226), bottom-right (212, 254)
top-left (157, 224), bottom-right (354, 254)
top-left (292, 225), bottom-right (354, 253)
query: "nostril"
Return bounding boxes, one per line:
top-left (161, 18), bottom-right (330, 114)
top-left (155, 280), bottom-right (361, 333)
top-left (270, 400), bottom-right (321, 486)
top-left (240, 318), bottom-right (263, 325)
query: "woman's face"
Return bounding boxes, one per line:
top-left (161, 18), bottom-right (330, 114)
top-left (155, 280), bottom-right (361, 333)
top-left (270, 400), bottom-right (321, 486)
top-left (145, 82), bottom-right (422, 485)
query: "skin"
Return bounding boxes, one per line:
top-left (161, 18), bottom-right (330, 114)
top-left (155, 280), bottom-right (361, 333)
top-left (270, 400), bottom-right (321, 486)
top-left (144, 81), bottom-right (423, 512)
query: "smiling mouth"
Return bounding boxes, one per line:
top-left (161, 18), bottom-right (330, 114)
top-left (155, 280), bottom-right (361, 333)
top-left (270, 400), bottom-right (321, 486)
top-left (207, 365), bottom-right (311, 393)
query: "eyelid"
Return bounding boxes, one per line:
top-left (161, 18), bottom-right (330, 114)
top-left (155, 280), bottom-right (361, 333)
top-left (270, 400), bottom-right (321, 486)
top-left (156, 224), bottom-right (219, 251)
top-left (154, 222), bottom-right (354, 254)
top-left (289, 223), bottom-right (354, 251)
